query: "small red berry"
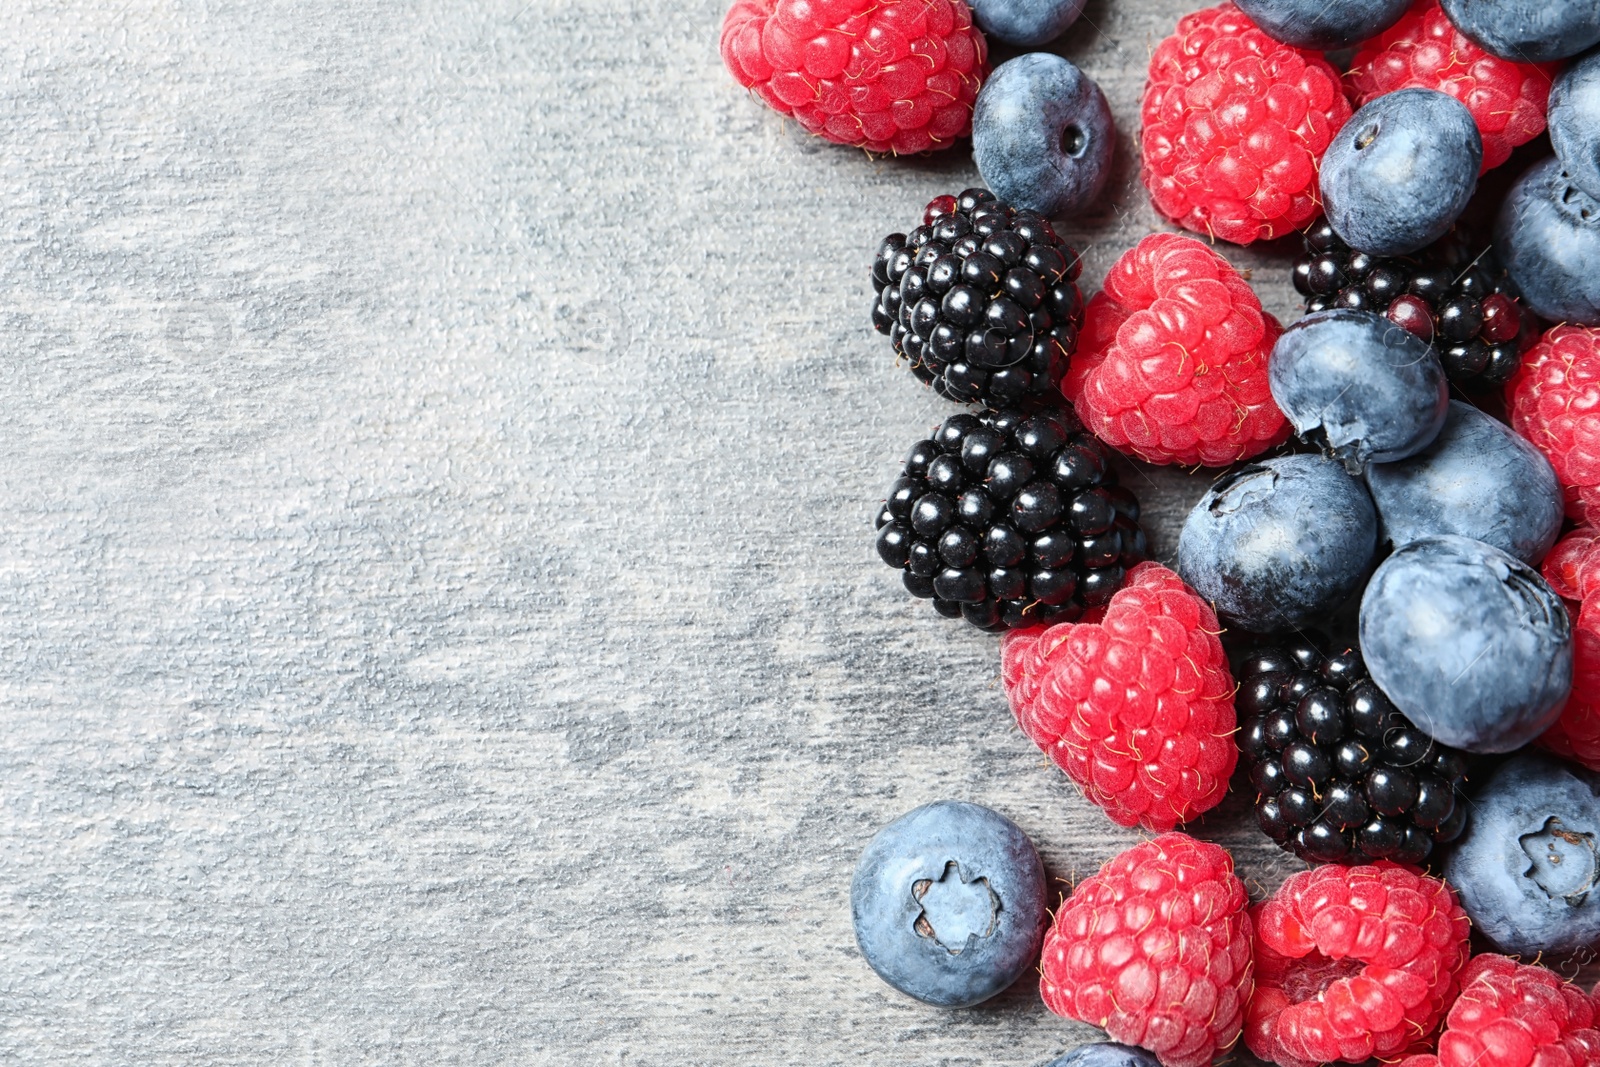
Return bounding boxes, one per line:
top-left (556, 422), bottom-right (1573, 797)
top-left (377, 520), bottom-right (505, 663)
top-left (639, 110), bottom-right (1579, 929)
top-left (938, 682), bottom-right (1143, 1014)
top-left (1061, 233), bottom-right (1288, 467)
top-left (1001, 561), bottom-right (1238, 831)
top-left (720, 0), bottom-right (988, 155)
top-left (1246, 863), bottom-right (1470, 1067)
top-left (1506, 325), bottom-right (1600, 525)
top-left (1398, 955), bottom-right (1600, 1067)
top-left (1538, 529), bottom-right (1600, 771)
top-left (1039, 833), bottom-right (1253, 1067)
top-left (1388, 294), bottom-right (1436, 341)
top-left (1140, 3), bottom-right (1352, 245)
top-left (1346, 0), bottom-right (1557, 173)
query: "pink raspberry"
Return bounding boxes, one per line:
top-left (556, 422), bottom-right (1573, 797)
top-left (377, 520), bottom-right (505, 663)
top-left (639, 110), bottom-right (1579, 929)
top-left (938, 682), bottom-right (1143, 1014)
top-left (1140, 3), bottom-right (1352, 245)
top-left (1040, 833), bottom-right (1254, 1067)
top-left (1061, 233), bottom-right (1288, 467)
top-left (1001, 561), bottom-right (1237, 831)
top-left (1507, 325), bottom-right (1600, 525)
top-left (1538, 533), bottom-right (1600, 771)
top-left (1346, 0), bottom-right (1556, 173)
top-left (1398, 955), bottom-right (1600, 1067)
top-left (719, 0), bottom-right (987, 154)
top-left (1246, 863), bottom-right (1471, 1067)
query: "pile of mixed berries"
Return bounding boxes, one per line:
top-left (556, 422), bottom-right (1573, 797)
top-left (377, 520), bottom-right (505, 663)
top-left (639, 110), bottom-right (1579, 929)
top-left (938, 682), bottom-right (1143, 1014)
top-left (724, 0), bottom-right (1600, 1063)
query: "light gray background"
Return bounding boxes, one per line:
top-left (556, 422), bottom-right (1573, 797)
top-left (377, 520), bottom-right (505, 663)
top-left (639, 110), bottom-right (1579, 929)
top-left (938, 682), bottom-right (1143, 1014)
top-left (0, 1), bottom-right (1333, 1063)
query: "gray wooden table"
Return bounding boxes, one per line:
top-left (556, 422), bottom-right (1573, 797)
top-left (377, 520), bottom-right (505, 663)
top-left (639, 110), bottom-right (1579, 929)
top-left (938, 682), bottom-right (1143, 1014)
top-left (0, 1), bottom-right (1321, 1063)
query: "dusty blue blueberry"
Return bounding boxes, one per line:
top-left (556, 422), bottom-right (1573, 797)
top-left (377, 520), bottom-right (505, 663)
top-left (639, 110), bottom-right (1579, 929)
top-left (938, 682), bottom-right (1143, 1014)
top-left (1045, 1045), bottom-right (1164, 1067)
top-left (1444, 752), bottom-right (1600, 956)
top-left (1359, 535), bottom-right (1572, 753)
top-left (1232, 0), bottom-right (1410, 49)
top-left (1440, 0), bottom-right (1600, 63)
top-left (969, 0), bottom-right (1085, 46)
top-left (1496, 156), bottom-right (1600, 326)
top-left (973, 54), bottom-right (1113, 218)
top-left (1549, 49), bottom-right (1600, 201)
top-left (1178, 454), bottom-right (1377, 634)
top-left (1364, 401), bottom-right (1563, 565)
top-left (851, 800), bottom-right (1046, 1008)
top-left (1320, 89), bottom-right (1481, 256)
top-left (1269, 310), bottom-right (1449, 474)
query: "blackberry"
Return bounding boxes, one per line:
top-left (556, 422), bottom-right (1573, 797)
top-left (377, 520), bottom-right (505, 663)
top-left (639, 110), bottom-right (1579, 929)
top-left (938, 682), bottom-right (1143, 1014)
top-left (871, 188), bottom-right (1084, 410)
top-left (874, 406), bottom-right (1146, 632)
top-left (1237, 635), bottom-right (1470, 868)
top-left (1293, 220), bottom-right (1539, 390)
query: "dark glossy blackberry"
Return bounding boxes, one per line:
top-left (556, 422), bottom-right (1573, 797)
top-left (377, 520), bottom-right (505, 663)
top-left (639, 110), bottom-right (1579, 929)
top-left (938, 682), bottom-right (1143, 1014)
top-left (872, 189), bottom-right (1084, 410)
top-left (1237, 635), bottom-right (1470, 867)
top-left (1294, 220), bottom-right (1540, 391)
top-left (874, 407), bottom-right (1146, 632)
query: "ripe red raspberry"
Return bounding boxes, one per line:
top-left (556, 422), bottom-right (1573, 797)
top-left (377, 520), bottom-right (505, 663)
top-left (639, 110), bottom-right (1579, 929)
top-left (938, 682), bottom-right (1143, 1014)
top-left (1246, 864), bottom-right (1471, 1067)
top-left (1040, 833), bottom-right (1253, 1067)
top-left (1507, 326), bottom-right (1600, 526)
top-left (1537, 541), bottom-right (1600, 771)
top-left (1346, 0), bottom-right (1556, 174)
top-left (1544, 528), bottom-right (1600, 603)
top-left (1001, 562), bottom-right (1237, 831)
top-left (1060, 234), bottom-right (1289, 467)
top-left (1140, 3), bottom-right (1352, 245)
top-left (719, 0), bottom-right (987, 155)
top-left (1396, 955), bottom-right (1600, 1067)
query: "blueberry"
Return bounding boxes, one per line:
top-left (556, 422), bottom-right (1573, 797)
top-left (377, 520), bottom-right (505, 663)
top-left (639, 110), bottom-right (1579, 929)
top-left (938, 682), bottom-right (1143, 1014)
top-left (973, 55), bottom-right (1113, 218)
top-left (1231, 0), bottom-right (1410, 48)
top-left (1495, 156), bottom-right (1600, 325)
top-left (1358, 535), bottom-right (1573, 753)
top-left (1551, 49), bottom-right (1600, 200)
top-left (1178, 455), bottom-right (1378, 633)
top-left (850, 801), bottom-right (1047, 1007)
top-left (1365, 401), bottom-right (1563, 565)
top-left (1320, 90), bottom-right (1481, 257)
top-left (1439, 0), bottom-right (1600, 63)
top-left (1044, 1045), bottom-right (1164, 1067)
top-left (968, 0), bottom-right (1086, 46)
top-left (1269, 310), bottom-right (1449, 474)
top-left (1444, 752), bottom-right (1600, 955)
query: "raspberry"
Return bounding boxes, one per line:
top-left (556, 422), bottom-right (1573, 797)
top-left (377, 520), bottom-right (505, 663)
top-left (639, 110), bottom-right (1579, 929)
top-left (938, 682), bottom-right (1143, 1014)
top-left (719, 0), bottom-right (988, 155)
top-left (1507, 326), bottom-right (1600, 526)
top-left (1001, 562), bottom-right (1237, 830)
top-left (1140, 3), bottom-right (1352, 245)
top-left (1061, 233), bottom-right (1289, 466)
top-left (1346, 0), bottom-right (1557, 174)
top-left (1545, 528), bottom-right (1600, 602)
top-left (1039, 833), bottom-right (1253, 1067)
top-left (1538, 537), bottom-right (1600, 771)
top-left (1246, 864), bottom-right (1471, 1067)
top-left (1397, 955), bottom-right (1600, 1067)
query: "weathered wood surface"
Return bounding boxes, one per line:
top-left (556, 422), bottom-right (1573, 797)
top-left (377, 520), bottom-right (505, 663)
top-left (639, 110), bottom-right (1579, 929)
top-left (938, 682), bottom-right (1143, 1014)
top-left (0, 1), bottom-right (1341, 1063)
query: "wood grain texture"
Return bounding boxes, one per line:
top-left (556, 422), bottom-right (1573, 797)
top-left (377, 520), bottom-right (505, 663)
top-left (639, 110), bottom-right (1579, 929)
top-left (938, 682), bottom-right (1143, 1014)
top-left (0, 1), bottom-right (1330, 1063)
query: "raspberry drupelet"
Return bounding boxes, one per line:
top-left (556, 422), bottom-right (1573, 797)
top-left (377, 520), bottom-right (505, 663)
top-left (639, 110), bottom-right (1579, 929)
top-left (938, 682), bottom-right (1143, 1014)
top-left (1246, 863), bottom-right (1471, 1067)
top-left (1140, 2), bottom-right (1352, 245)
top-left (1001, 562), bottom-right (1237, 831)
top-left (1062, 233), bottom-right (1288, 466)
top-left (720, 0), bottom-right (988, 154)
top-left (1397, 955), bottom-right (1600, 1067)
top-left (1346, 0), bottom-right (1557, 174)
top-left (1039, 833), bottom-right (1253, 1067)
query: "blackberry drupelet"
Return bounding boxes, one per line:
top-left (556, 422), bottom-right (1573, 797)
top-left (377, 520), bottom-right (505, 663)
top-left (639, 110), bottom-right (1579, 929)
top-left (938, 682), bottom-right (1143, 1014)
top-left (872, 188), bottom-right (1084, 409)
top-left (1237, 635), bottom-right (1471, 867)
top-left (874, 407), bottom-right (1147, 631)
top-left (1293, 220), bottom-right (1539, 390)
